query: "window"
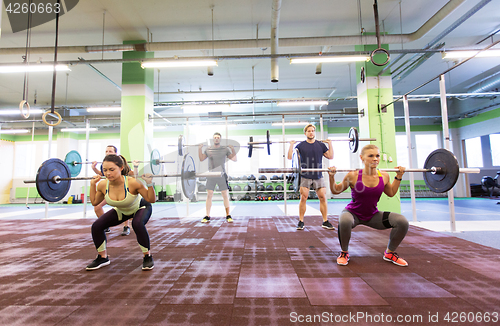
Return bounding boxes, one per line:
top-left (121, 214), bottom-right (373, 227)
top-left (464, 137), bottom-right (483, 167)
top-left (415, 134), bottom-right (439, 168)
top-left (328, 135), bottom-right (351, 169)
top-left (490, 133), bottom-right (500, 166)
top-left (395, 134), bottom-right (409, 168)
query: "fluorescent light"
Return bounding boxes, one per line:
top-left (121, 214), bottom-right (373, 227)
top-left (141, 60), bottom-right (218, 68)
top-left (0, 109), bottom-right (45, 115)
top-left (443, 50), bottom-right (500, 59)
top-left (86, 107), bottom-right (121, 112)
top-left (0, 129), bottom-right (30, 134)
top-left (290, 56), bottom-right (369, 64)
top-left (0, 64), bottom-right (70, 73)
top-left (182, 104), bottom-right (231, 114)
top-left (271, 122), bottom-right (311, 126)
top-left (60, 128), bottom-right (98, 132)
top-left (278, 101), bottom-right (329, 107)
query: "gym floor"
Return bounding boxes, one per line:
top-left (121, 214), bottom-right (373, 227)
top-left (0, 197), bottom-right (499, 325)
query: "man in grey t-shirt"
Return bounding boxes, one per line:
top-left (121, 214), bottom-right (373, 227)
top-left (198, 132), bottom-right (237, 223)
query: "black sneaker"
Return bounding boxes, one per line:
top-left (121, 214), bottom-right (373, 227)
top-left (86, 255), bottom-right (110, 271)
top-left (201, 216), bottom-right (210, 223)
top-left (296, 220), bottom-right (304, 230)
top-left (142, 254), bottom-right (154, 270)
top-left (226, 215), bottom-right (233, 223)
top-left (121, 226), bottom-right (131, 236)
top-left (322, 220), bottom-right (335, 230)
top-left (104, 228), bottom-right (111, 233)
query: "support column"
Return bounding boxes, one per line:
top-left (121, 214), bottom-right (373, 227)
top-left (356, 44), bottom-right (401, 213)
top-left (120, 41), bottom-right (154, 168)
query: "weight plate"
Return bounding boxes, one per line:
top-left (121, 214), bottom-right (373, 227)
top-left (248, 136), bottom-right (253, 158)
top-left (150, 149), bottom-right (161, 175)
top-left (64, 150), bottom-right (82, 177)
top-left (36, 158), bottom-right (71, 202)
top-left (178, 135), bottom-right (185, 156)
top-left (348, 127), bottom-right (359, 153)
top-left (266, 130), bottom-right (271, 155)
top-left (181, 153), bottom-right (196, 200)
top-left (292, 148), bottom-right (301, 192)
top-left (423, 148), bottom-right (459, 193)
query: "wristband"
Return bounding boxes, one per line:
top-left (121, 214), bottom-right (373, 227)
top-left (394, 176), bottom-right (402, 181)
top-left (146, 182), bottom-right (154, 188)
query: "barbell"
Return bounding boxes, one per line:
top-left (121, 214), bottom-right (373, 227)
top-left (247, 127), bottom-right (377, 157)
top-left (64, 149), bottom-right (175, 177)
top-left (259, 148), bottom-right (480, 193)
top-left (171, 135), bottom-right (263, 157)
top-left (25, 153), bottom-right (222, 202)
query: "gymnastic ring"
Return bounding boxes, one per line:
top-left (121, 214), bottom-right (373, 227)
top-left (42, 111), bottom-right (62, 127)
top-left (370, 47), bottom-right (390, 67)
top-left (19, 100), bottom-right (30, 119)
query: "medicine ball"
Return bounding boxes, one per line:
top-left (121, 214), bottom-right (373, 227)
top-left (249, 174), bottom-right (256, 180)
top-left (233, 185), bottom-right (241, 192)
top-left (257, 185), bottom-right (265, 191)
top-left (271, 175), bottom-right (278, 182)
top-left (259, 175), bottom-right (267, 181)
top-left (243, 185), bottom-right (251, 192)
top-left (275, 185), bottom-right (284, 191)
top-left (288, 184), bottom-right (295, 191)
top-left (266, 185), bottom-right (274, 191)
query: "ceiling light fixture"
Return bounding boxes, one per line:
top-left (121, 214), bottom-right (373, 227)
top-left (141, 60), bottom-right (218, 68)
top-left (290, 56), bottom-right (369, 64)
top-left (271, 122), bottom-right (311, 126)
top-left (60, 128), bottom-right (98, 132)
top-left (86, 107), bottom-right (121, 112)
top-left (277, 101), bottom-right (329, 107)
top-left (0, 129), bottom-right (30, 134)
top-left (442, 49), bottom-right (500, 59)
top-left (182, 104), bottom-right (231, 114)
top-left (0, 109), bottom-right (45, 115)
top-left (0, 64), bottom-right (70, 73)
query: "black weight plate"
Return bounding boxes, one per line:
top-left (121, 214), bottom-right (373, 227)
top-left (64, 150), bottom-right (82, 177)
top-left (292, 148), bottom-right (301, 192)
top-left (150, 149), bottom-right (161, 175)
top-left (248, 136), bottom-right (253, 158)
top-left (266, 130), bottom-right (271, 155)
top-left (181, 153), bottom-right (196, 200)
top-left (423, 148), bottom-right (459, 193)
top-left (348, 127), bottom-right (359, 153)
top-left (36, 158), bottom-right (71, 202)
top-left (178, 135), bottom-right (185, 156)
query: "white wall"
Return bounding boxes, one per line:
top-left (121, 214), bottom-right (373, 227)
top-left (0, 140), bottom-right (14, 204)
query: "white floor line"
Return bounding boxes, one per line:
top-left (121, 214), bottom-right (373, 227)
top-left (0, 207), bottom-right (65, 219)
top-left (277, 204), bottom-right (322, 216)
top-left (410, 220), bottom-right (500, 232)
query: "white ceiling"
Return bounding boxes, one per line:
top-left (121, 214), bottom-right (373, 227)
top-left (1, 0), bottom-right (499, 129)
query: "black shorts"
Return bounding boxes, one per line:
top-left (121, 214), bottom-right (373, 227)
top-left (205, 175), bottom-right (229, 191)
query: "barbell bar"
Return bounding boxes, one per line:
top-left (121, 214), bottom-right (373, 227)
top-left (169, 135), bottom-right (263, 157)
top-left (259, 148), bottom-right (480, 193)
top-left (64, 149), bottom-right (175, 177)
top-left (247, 127), bottom-right (377, 157)
top-left (25, 153), bottom-right (219, 202)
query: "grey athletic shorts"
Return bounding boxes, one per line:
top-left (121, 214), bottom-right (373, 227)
top-left (299, 177), bottom-right (325, 190)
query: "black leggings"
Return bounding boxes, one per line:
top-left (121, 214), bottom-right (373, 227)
top-left (91, 198), bottom-right (153, 253)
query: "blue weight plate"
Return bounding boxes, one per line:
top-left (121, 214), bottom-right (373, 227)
top-left (64, 150), bottom-right (82, 177)
top-left (348, 127), bottom-right (359, 153)
top-left (36, 158), bottom-right (71, 202)
top-left (292, 148), bottom-right (301, 192)
top-left (181, 153), bottom-right (196, 200)
top-left (150, 149), bottom-right (161, 175)
top-left (423, 148), bottom-right (459, 193)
